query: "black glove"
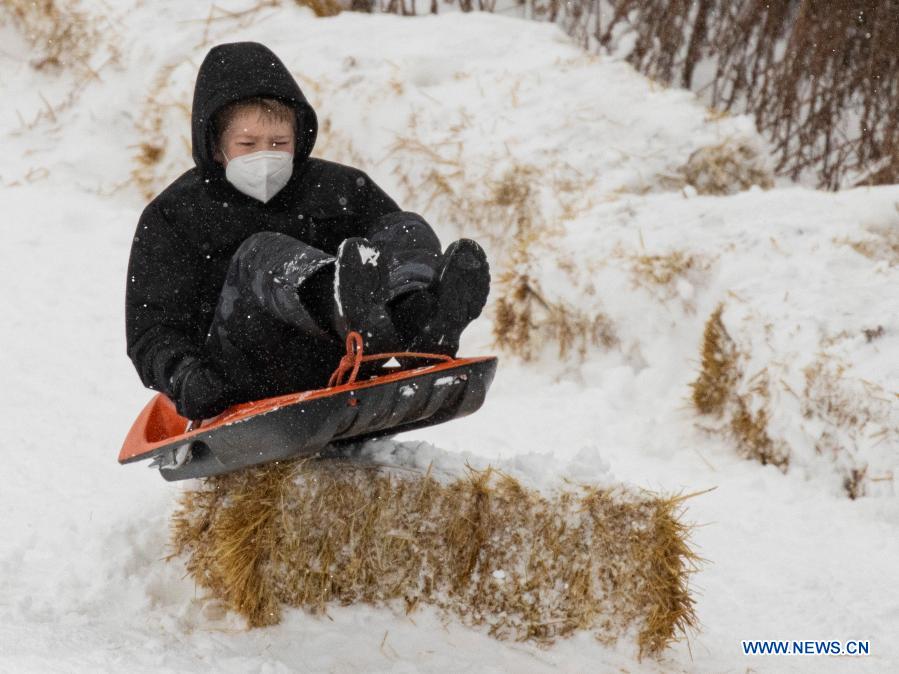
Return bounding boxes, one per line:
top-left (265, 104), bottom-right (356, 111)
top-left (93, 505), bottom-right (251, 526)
top-left (170, 356), bottom-right (233, 420)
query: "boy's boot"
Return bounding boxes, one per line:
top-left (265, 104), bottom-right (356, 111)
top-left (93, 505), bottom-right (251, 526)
top-left (408, 238), bottom-right (490, 357)
top-left (332, 237), bottom-right (400, 355)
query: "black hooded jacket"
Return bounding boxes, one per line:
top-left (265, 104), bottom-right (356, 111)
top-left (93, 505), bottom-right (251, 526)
top-left (126, 41), bottom-right (440, 398)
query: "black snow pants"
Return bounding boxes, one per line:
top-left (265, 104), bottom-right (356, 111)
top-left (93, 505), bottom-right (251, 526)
top-left (203, 229), bottom-right (436, 404)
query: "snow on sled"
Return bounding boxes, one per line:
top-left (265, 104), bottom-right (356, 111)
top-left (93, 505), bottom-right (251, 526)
top-left (119, 332), bottom-right (497, 481)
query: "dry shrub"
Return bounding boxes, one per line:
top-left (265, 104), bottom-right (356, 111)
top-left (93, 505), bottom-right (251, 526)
top-left (171, 458), bottom-right (699, 658)
top-left (691, 304), bottom-right (789, 469)
top-left (355, 0), bottom-right (497, 14)
top-left (676, 140), bottom-right (774, 195)
top-left (596, 0), bottom-right (899, 189)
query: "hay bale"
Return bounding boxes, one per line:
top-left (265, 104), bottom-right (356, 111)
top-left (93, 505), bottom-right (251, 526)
top-left (171, 458), bottom-right (698, 658)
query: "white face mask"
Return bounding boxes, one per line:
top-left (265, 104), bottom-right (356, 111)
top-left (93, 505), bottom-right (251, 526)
top-left (223, 150), bottom-right (293, 203)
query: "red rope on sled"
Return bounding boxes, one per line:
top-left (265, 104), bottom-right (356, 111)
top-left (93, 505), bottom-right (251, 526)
top-left (327, 331), bottom-right (453, 388)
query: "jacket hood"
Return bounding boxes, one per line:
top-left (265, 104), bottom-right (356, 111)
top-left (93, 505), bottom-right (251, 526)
top-left (191, 41), bottom-right (318, 175)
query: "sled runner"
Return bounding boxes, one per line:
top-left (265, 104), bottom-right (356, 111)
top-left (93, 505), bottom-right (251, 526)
top-left (118, 332), bottom-right (497, 481)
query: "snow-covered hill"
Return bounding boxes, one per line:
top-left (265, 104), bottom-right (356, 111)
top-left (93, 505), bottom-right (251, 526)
top-left (1, 1), bottom-right (897, 671)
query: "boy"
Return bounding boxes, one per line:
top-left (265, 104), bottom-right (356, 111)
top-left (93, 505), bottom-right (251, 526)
top-left (126, 41), bottom-right (490, 421)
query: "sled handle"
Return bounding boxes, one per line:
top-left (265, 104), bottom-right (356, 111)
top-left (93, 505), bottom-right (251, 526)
top-left (328, 331), bottom-right (453, 388)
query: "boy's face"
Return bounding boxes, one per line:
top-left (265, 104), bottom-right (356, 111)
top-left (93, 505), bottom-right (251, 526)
top-left (213, 107), bottom-right (296, 165)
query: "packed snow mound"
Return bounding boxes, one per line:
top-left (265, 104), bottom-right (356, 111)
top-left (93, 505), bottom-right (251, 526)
top-left (518, 187), bottom-right (899, 497)
top-left (128, 11), bottom-right (771, 206)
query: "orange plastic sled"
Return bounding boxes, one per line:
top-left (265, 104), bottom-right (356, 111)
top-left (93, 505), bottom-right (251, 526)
top-left (119, 332), bottom-right (498, 481)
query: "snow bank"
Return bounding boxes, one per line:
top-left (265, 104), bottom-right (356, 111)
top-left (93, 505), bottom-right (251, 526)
top-left (130, 11), bottom-right (772, 234)
top-left (515, 187), bottom-right (899, 496)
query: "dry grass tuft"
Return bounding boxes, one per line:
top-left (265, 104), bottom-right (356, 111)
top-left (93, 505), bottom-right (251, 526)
top-left (293, 0), bottom-right (342, 16)
top-left (386, 118), bottom-right (596, 253)
top-left (488, 163), bottom-right (538, 210)
top-left (690, 305), bottom-right (738, 415)
top-left (843, 467), bottom-right (867, 501)
top-left (131, 141), bottom-right (167, 197)
top-left (3, 0), bottom-right (121, 135)
top-left (494, 270), bottom-right (617, 362)
top-left (691, 305), bottom-right (789, 469)
top-left (3, 0), bottom-right (96, 72)
top-left (171, 458), bottom-right (700, 658)
top-left (843, 221), bottom-right (899, 267)
top-left (387, 135), bottom-right (547, 253)
top-left (730, 395), bottom-right (788, 469)
top-left (482, 164), bottom-right (614, 362)
top-left (862, 325), bottom-right (885, 343)
top-left (131, 62), bottom-right (192, 199)
top-left (632, 251), bottom-right (701, 288)
top-left (676, 140), bottom-right (774, 196)
top-left (801, 356), bottom-right (898, 497)
top-left (695, 309), bottom-right (896, 494)
top-left (629, 249), bottom-right (710, 309)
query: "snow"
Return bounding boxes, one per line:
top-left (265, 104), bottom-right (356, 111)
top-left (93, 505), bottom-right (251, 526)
top-left (357, 243), bottom-right (380, 267)
top-left (1, 1), bottom-right (898, 672)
